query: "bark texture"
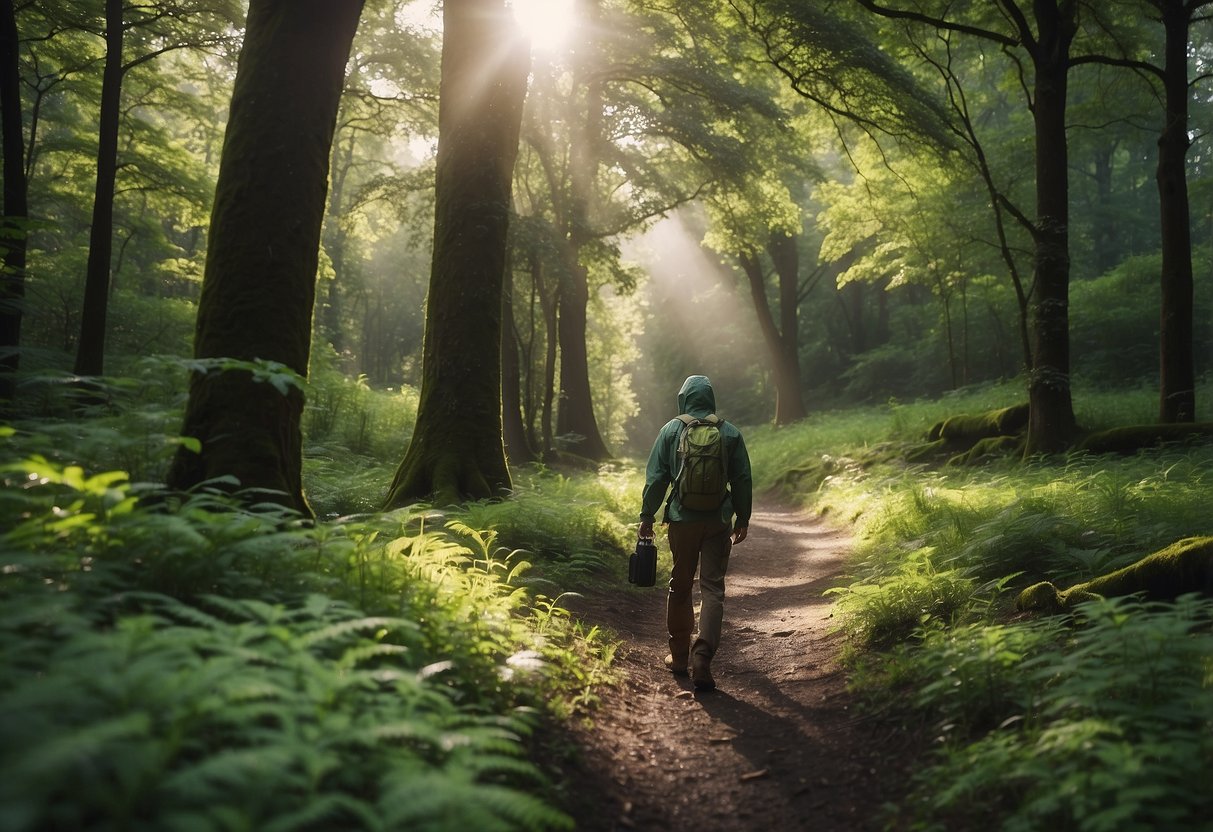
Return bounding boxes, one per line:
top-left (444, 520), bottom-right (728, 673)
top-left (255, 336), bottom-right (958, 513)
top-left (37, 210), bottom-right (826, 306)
top-left (1024, 2), bottom-right (1078, 454)
top-left (384, 0), bottom-right (529, 508)
top-left (1156, 0), bottom-right (1196, 423)
top-left (739, 233), bottom-right (806, 426)
top-left (554, 23), bottom-right (611, 462)
top-left (73, 0), bottom-right (124, 377)
top-left (0, 0), bottom-right (26, 407)
top-left (167, 0), bottom-right (363, 514)
top-left (502, 255), bottom-right (536, 464)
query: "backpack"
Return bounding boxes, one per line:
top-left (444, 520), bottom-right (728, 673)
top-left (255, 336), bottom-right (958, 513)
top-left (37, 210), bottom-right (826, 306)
top-left (674, 414), bottom-right (729, 511)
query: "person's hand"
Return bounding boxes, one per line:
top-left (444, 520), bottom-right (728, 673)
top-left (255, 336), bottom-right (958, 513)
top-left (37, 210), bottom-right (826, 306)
top-left (639, 521), bottom-right (655, 539)
top-left (731, 526), bottom-right (748, 545)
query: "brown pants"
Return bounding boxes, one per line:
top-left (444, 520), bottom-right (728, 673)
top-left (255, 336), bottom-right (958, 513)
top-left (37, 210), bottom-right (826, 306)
top-left (666, 520), bottom-right (732, 662)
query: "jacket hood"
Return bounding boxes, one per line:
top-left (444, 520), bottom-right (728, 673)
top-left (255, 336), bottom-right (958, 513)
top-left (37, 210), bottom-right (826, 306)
top-left (677, 374), bottom-right (716, 417)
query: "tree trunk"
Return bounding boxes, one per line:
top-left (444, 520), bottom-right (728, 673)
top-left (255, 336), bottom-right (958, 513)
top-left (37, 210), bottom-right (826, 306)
top-left (555, 248), bottom-right (612, 458)
top-left (167, 0), bottom-right (363, 515)
top-left (553, 0), bottom-right (611, 461)
top-left (385, 0), bottom-right (529, 508)
top-left (537, 250), bottom-right (558, 457)
top-left (769, 232), bottom-right (807, 423)
top-left (1156, 0), bottom-right (1196, 423)
top-left (73, 0), bottom-right (124, 378)
top-left (1024, 3), bottom-right (1078, 455)
top-left (502, 254), bottom-right (536, 464)
top-left (740, 236), bottom-right (806, 426)
top-left (0, 0), bottom-right (26, 409)
top-left (320, 129), bottom-right (357, 356)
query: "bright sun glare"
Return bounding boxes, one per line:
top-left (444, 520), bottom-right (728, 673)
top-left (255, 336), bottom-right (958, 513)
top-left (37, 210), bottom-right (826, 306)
top-left (509, 0), bottom-right (576, 52)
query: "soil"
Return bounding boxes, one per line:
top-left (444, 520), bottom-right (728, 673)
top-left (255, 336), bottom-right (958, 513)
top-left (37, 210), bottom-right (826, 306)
top-left (558, 502), bottom-right (924, 832)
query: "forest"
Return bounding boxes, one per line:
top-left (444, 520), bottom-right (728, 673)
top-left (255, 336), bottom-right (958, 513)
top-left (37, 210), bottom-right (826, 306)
top-left (2, 0), bottom-right (1212, 830)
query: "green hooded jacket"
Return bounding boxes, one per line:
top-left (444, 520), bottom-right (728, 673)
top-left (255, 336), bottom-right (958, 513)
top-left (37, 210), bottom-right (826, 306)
top-left (640, 375), bottom-right (752, 528)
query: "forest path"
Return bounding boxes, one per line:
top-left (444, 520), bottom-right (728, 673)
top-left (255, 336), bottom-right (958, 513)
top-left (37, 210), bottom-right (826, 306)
top-left (560, 502), bottom-right (918, 831)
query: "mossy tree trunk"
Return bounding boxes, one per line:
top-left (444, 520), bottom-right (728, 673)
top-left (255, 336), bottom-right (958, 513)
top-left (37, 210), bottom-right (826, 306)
top-left (502, 251), bottom-right (536, 464)
top-left (1156, 0), bottom-right (1200, 423)
top-left (384, 0), bottom-right (529, 508)
top-left (1024, 2), bottom-right (1078, 455)
top-left (0, 0), bottom-right (26, 409)
top-left (167, 0), bottom-right (363, 514)
top-left (553, 25), bottom-right (612, 462)
top-left (73, 0), bottom-right (123, 378)
top-left (738, 234), bottom-right (806, 427)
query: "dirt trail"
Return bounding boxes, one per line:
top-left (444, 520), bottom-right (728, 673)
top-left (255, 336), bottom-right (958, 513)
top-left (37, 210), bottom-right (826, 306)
top-left (560, 503), bottom-right (918, 831)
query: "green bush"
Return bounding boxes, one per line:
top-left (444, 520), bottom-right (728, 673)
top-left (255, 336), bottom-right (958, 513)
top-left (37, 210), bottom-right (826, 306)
top-left (0, 454), bottom-right (600, 831)
top-left (902, 597), bottom-right (1213, 832)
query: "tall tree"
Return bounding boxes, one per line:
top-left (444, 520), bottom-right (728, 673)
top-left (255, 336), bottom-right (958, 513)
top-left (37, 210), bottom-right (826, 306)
top-left (167, 0), bottom-right (363, 514)
top-left (849, 0), bottom-right (1081, 453)
top-left (1150, 0), bottom-right (1208, 422)
top-left (1088, 0), bottom-right (1212, 422)
top-left (73, 0), bottom-right (238, 377)
top-left (0, 0), bottom-right (26, 407)
top-left (384, 0), bottom-right (529, 507)
top-left (72, 0), bottom-right (123, 378)
top-left (512, 0), bottom-right (781, 459)
top-left (738, 233), bottom-right (807, 424)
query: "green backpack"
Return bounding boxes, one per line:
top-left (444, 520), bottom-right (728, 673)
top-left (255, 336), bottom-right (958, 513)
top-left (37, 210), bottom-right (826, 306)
top-left (674, 414), bottom-right (729, 511)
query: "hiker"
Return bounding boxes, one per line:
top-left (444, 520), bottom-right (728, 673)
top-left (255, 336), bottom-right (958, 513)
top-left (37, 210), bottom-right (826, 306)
top-left (639, 374), bottom-right (752, 691)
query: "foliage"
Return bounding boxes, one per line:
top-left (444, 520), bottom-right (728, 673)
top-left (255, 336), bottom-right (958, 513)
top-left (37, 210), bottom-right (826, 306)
top-left (766, 382), bottom-right (1213, 832)
top-left (458, 464), bottom-right (636, 587)
top-left (899, 597), bottom-right (1213, 832)
top-left (0, 442), bottom-right (624, 830)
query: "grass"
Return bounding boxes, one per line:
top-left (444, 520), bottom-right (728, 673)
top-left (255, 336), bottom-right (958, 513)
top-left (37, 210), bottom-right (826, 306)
top-left (753, 378), bottom-right (1213, 832)
top-left (7, 363), bottom-right (1211, 831)
top-left (0, 371), bottom-right (638, 831)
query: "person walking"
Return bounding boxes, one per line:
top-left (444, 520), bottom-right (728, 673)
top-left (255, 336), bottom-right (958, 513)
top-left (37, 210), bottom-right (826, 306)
top-left (639, 374), bottom-right (752, 691)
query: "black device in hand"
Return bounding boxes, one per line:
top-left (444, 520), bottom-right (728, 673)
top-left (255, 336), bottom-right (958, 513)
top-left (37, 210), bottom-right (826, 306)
top-left (628, 532), bottom-right (657, 587)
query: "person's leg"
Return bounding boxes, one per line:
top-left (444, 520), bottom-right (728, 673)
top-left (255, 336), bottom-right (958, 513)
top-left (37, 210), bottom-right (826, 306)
top-left (665, 522), bottom-right (700, 671)
top-left (691, 523), bottom-right (731, 689)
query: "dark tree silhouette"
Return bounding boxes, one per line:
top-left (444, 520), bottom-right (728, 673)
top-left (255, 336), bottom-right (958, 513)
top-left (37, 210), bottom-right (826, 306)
top-left (0, 0), bottom-right (26, 408)
top-left (384, 0), bottom-right (529, 507)
top-left (167, 0), bottom-right (363, 514)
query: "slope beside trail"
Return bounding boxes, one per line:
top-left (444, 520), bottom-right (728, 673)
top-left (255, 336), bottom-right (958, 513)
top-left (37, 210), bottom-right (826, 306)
top-left (559, 502), bottom-right (920, 831)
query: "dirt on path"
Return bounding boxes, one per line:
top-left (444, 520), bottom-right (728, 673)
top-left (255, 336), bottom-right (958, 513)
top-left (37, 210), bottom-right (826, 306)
top-left (559, 503), bottom-right (920, 831)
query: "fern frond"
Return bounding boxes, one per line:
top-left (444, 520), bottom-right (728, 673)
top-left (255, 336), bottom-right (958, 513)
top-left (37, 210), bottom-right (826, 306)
top-left (298, 617), bottom-right (415, 650)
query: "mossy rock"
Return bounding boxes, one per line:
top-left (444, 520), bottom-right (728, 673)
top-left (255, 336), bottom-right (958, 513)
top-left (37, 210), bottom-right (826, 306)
top-left (1074, 422), bottom-right (1213, 455)
top-left (946, 434), bottom-right (1026, 466)
top-left (1016, 536), bottom-right (1213, 613)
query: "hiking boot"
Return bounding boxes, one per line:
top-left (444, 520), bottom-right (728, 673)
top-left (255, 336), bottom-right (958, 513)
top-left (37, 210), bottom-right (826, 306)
top-left (691, 652), bottom-right (715, 691)
top-left (664, 654), bottom-right (688, 676)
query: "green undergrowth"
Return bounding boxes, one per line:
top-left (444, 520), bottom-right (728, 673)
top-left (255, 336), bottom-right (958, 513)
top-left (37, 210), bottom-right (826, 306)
top-left (757, 381), bottom-right (1213, 832)
top-left (0, 446), bottom-right (620, 831)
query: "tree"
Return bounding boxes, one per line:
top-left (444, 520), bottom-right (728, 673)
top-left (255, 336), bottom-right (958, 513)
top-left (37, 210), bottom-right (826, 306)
top-left (167, 0), bottom-right (363, 514)
top-left (72, 0), bottom-right (122, 378)
top-left (849, 0), bottom-right (1083, 453)
top-left (384, 0), bottom-right (529, 508)
top-left (1150, 0), bottom-right (1209, 422)
top-left (0, 0), bottom-right (26, 407)
top-left (510, 0), bottom-right (782, 459)
top-left (73, 0), bottom-right (238, 378)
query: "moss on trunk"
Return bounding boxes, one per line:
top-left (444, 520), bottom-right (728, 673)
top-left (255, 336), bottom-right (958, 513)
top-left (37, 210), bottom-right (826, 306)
top-left (1075, 423), bottom-right (1213, 455)
top-left (1017, 536), bottom-right (1213, 613)
top-left (167, 0), bottom-right (362, 515)
top-left (384, 0), bottom-right (529, 508)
